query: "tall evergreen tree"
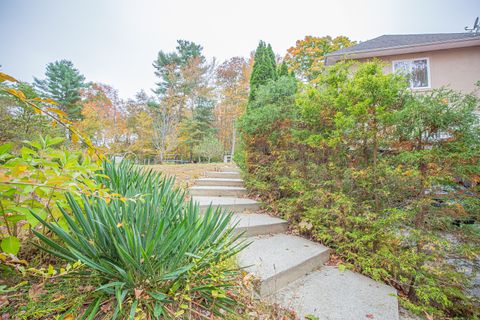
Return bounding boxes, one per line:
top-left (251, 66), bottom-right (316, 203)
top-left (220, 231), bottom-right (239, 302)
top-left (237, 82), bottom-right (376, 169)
top-left (277, 61), bottom-right (290, 77)
top-left (266, 44), bottom-right (277, 80)
top-left (153, 40), bottom-right (210, 121)
top-left (248, 41), bottom-right (277, 105)
top-left (192, 97), bottom-right (215, 137)
top-left (179, 97), bottom-right (216, 161)
top-left (176, 40), bottom-right (204, 65)
top-left (34, 60), bottom-right (86, 120)
top-left (153, 40), bottom-right (204, 96)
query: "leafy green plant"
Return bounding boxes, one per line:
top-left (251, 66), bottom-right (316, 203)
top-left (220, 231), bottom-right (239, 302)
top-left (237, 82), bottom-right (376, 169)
top-left (0, 136), bottom-right (104, 256)
top-left (32, 161), bottom-right (245, 319)
top-left (0, 71), bottom-right (107, 258)
top-left (0, 82), bottom-right (62, 145)
top-left (0, 72), bottom-right (100, 157)
top-left (193, 135), bottom-right (224, 162)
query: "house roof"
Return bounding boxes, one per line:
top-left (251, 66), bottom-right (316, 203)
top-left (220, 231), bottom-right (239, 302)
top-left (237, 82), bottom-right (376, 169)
top-left (327, 33), bottom-right (480, 57)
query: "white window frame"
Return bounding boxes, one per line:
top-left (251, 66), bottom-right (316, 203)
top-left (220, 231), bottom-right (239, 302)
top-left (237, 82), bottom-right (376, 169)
top-left (392, 57), bottom-right (431, 90)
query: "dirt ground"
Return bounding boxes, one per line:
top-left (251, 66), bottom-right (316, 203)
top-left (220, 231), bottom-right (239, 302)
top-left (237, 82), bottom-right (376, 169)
top-left (143, 163), bottom-right (225, 189)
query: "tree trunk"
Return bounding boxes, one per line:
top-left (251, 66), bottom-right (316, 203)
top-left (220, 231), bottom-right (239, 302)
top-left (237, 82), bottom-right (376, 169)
top-left (231, 119), bottom-right (236, 158)
top-left (371, 109), bottom-right (380, 211)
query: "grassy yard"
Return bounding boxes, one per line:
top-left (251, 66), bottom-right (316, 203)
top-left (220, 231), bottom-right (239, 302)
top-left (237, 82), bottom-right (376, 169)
top-left (144, 163), bottom-right (226, 189)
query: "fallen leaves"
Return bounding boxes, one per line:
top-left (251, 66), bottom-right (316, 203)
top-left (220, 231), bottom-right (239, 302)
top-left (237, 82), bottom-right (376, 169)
top-left (78, 285), bottom-right (95, 293)
top-left (28, 283), bottom-right (46, 302)
top-left (134, 288), bottom-right (144, 300)
top-left (100, 300), bottom-right (112, 314)
top-left (51, 294), bottom-right (65, 302)
top-left (0, 295), bottom-right (9, 309)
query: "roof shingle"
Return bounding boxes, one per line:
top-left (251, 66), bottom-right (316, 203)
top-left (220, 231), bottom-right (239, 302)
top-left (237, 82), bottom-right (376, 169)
top-left (328, 33), bottom-right (480, 56)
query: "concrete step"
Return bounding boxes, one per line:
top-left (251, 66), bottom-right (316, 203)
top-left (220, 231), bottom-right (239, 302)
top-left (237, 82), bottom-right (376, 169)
top-left (193, 196), bottom-right (261, 213)
top-left (189, 186), bottom-right (247, 197)
top-left (220, 166), bottom-right (240, 173)
top-left (205, 171), bottom-right (240, 179)
top-left (273, 266), bottom-right (399, 320)
top-left (195, 178), bottom-right (244, 187)
top-left (237, 234), bottom-right (330, 297)
top-left (231, 213), bottom-right (288, 237)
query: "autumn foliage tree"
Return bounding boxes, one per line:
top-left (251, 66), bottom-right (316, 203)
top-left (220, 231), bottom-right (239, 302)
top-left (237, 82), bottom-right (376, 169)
top-left (76, 83), bottom-right (127, 151)
top-left (152, 40), bottom-right (216, 161)
top-left (0, 82), bottom-right (61, 144)
top-left (122, 92), bottom-right (157, 158)
top-left (284, 35), bottom-right (355, 81)
top-left (153, 40), bottom-right (209, 120)
top-left (215, 57), bottom-right (251, 153)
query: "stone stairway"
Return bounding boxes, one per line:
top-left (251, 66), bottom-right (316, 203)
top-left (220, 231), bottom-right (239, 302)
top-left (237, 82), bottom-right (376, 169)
top-left (189, 165), bottom-right (400, 320)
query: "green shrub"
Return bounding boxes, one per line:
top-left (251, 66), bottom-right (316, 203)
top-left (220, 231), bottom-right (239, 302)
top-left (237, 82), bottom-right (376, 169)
top-left (33, 161), bottom-right (245, 319)
top-left (240, 61), bottom-right (480, 318)
top-left (0, 136), bottom-right (104, 256)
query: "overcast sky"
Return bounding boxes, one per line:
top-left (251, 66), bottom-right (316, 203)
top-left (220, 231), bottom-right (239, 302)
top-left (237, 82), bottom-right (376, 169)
top-left (1, 0), bottom-right (479, 98)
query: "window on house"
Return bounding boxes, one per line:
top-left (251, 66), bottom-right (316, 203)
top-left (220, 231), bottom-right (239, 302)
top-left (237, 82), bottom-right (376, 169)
top-left (393, 58), bottom-right (430, 89)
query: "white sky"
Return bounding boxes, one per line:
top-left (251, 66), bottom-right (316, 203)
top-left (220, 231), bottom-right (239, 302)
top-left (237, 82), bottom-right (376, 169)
top-left (1, 0), bottom-right (479, 98)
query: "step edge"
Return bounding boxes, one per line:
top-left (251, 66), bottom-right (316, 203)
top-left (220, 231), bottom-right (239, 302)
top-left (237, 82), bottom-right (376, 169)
top-left (259, 247), bottom-right (330, 296)
top-left (205, 171), bottom-right (241, 174)
top-left (189, 186), bottom-right (247, 190)
top-left (189, 191), bottom-right (248, 197)
top-left (197, 202), bottom-right (260, 207)
top-left (234, 222), bottom-right (288, 237)
top-left (196, 178), bottom-right (243, 181)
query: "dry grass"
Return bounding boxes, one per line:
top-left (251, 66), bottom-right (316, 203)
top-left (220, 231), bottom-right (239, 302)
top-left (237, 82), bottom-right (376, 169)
top-left (143, 163), bottom-right (226, 189)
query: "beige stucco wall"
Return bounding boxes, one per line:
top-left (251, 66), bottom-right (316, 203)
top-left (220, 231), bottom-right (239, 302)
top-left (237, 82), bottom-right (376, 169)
top-left (358, 46), bottom-right (480, 94)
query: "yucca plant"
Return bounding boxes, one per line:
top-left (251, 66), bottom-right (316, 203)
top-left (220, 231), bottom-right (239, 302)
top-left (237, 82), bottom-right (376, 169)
top-left (32, 161), bottom-right (245, 319)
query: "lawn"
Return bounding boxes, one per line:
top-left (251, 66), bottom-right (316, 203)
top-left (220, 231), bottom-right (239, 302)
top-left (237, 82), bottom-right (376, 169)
top-left (144, 162), bottom-right (226, 189)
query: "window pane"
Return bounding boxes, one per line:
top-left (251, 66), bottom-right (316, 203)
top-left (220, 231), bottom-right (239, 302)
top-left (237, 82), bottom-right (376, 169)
top-left (411, 59), bottom-right (428, 88)
top-left (393, 61), bottom-right (413, 87)
top-left (393, 61), bottom-right (410, 75)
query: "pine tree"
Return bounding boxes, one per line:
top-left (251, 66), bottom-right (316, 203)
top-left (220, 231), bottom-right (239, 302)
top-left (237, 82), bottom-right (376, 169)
top-left (34, 60), bottom-right (86, 120)
top-left (248, 41), bottom-right (277, 105)
top-left (179, 97), bottom-right (216, 161)
top-left (153, 40), bottom-right (204, 96)
top-left (277, 61), bottom-right (290, 77)
top-left (266, 44), bottom-right (277, 80)
top-left (153, 40), bottom-right (210, 122)
top-left (193, 97), bottom-right (215, 138)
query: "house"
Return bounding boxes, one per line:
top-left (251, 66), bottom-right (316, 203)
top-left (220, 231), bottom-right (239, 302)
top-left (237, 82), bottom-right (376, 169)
top-left (325, 33), bottom-right (480, 93)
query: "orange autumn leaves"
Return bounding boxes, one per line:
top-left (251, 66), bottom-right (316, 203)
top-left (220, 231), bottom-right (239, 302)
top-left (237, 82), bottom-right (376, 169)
top-left (215, 57), bottom-right (252, 153)
top-left (0, 72), bottom-right (101, 159)
top-left (76, 83), bottom-right (128, 152)
top-left (284, 35), bottom-right (355, 80)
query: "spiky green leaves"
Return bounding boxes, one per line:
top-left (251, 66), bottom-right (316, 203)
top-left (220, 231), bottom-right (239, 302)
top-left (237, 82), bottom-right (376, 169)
top-left (33, 161), bottom-right (246, 318)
